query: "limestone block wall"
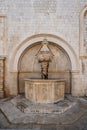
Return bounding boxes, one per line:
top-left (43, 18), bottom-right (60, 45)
top-left (0, 0), bottom-right (87, 97)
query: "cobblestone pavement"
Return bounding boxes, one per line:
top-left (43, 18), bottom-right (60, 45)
top-left (0, 96), bottom-right (87, 130)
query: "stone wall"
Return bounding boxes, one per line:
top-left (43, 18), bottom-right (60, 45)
top-left (0, 0), bottom-right (87, 97)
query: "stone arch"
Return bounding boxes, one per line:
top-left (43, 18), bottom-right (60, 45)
top-left (10, 34), bottom-right (79, 72)
top-left (80, 5), bottom-right (87, 56)
top-left (9, 34), bottom-right (79, 96)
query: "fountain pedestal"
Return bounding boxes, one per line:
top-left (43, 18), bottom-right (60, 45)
top-left (25, 79), bottom-right (65, 103)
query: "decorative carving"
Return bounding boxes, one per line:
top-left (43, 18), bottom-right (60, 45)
top-left (36, 39), bottom-right (53, 79)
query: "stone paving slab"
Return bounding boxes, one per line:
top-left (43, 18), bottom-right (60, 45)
top-left (0, 97), bottom-right (87, 125)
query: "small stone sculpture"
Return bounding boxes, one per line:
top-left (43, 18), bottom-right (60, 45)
top-left (37, 39), bottom-right (53, 79)
top-left (41, 61), bottom-right (49, 79)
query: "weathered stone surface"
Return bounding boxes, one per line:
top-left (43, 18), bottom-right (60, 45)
top-left (0, 96), bottom-right (87, 126)
top-left (25, 79), bottom-right (65, 103)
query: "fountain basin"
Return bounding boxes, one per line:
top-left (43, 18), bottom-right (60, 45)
top-left (25, 79), bottom-right (65, 103)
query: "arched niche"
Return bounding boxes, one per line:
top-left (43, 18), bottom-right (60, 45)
top-left (18, 42), bottom-right (71, 94)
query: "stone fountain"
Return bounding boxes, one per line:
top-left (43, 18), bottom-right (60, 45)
top-left (37, 39), bottom-right (53, 79)
top-left (25, 39), bottom-right (65, 103)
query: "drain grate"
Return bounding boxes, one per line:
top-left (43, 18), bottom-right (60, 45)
top-left (17, 102), bottom-right (28, 112)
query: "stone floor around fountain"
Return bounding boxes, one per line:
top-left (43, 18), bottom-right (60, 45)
top-left (0, 95), bottom-right (84, 125)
